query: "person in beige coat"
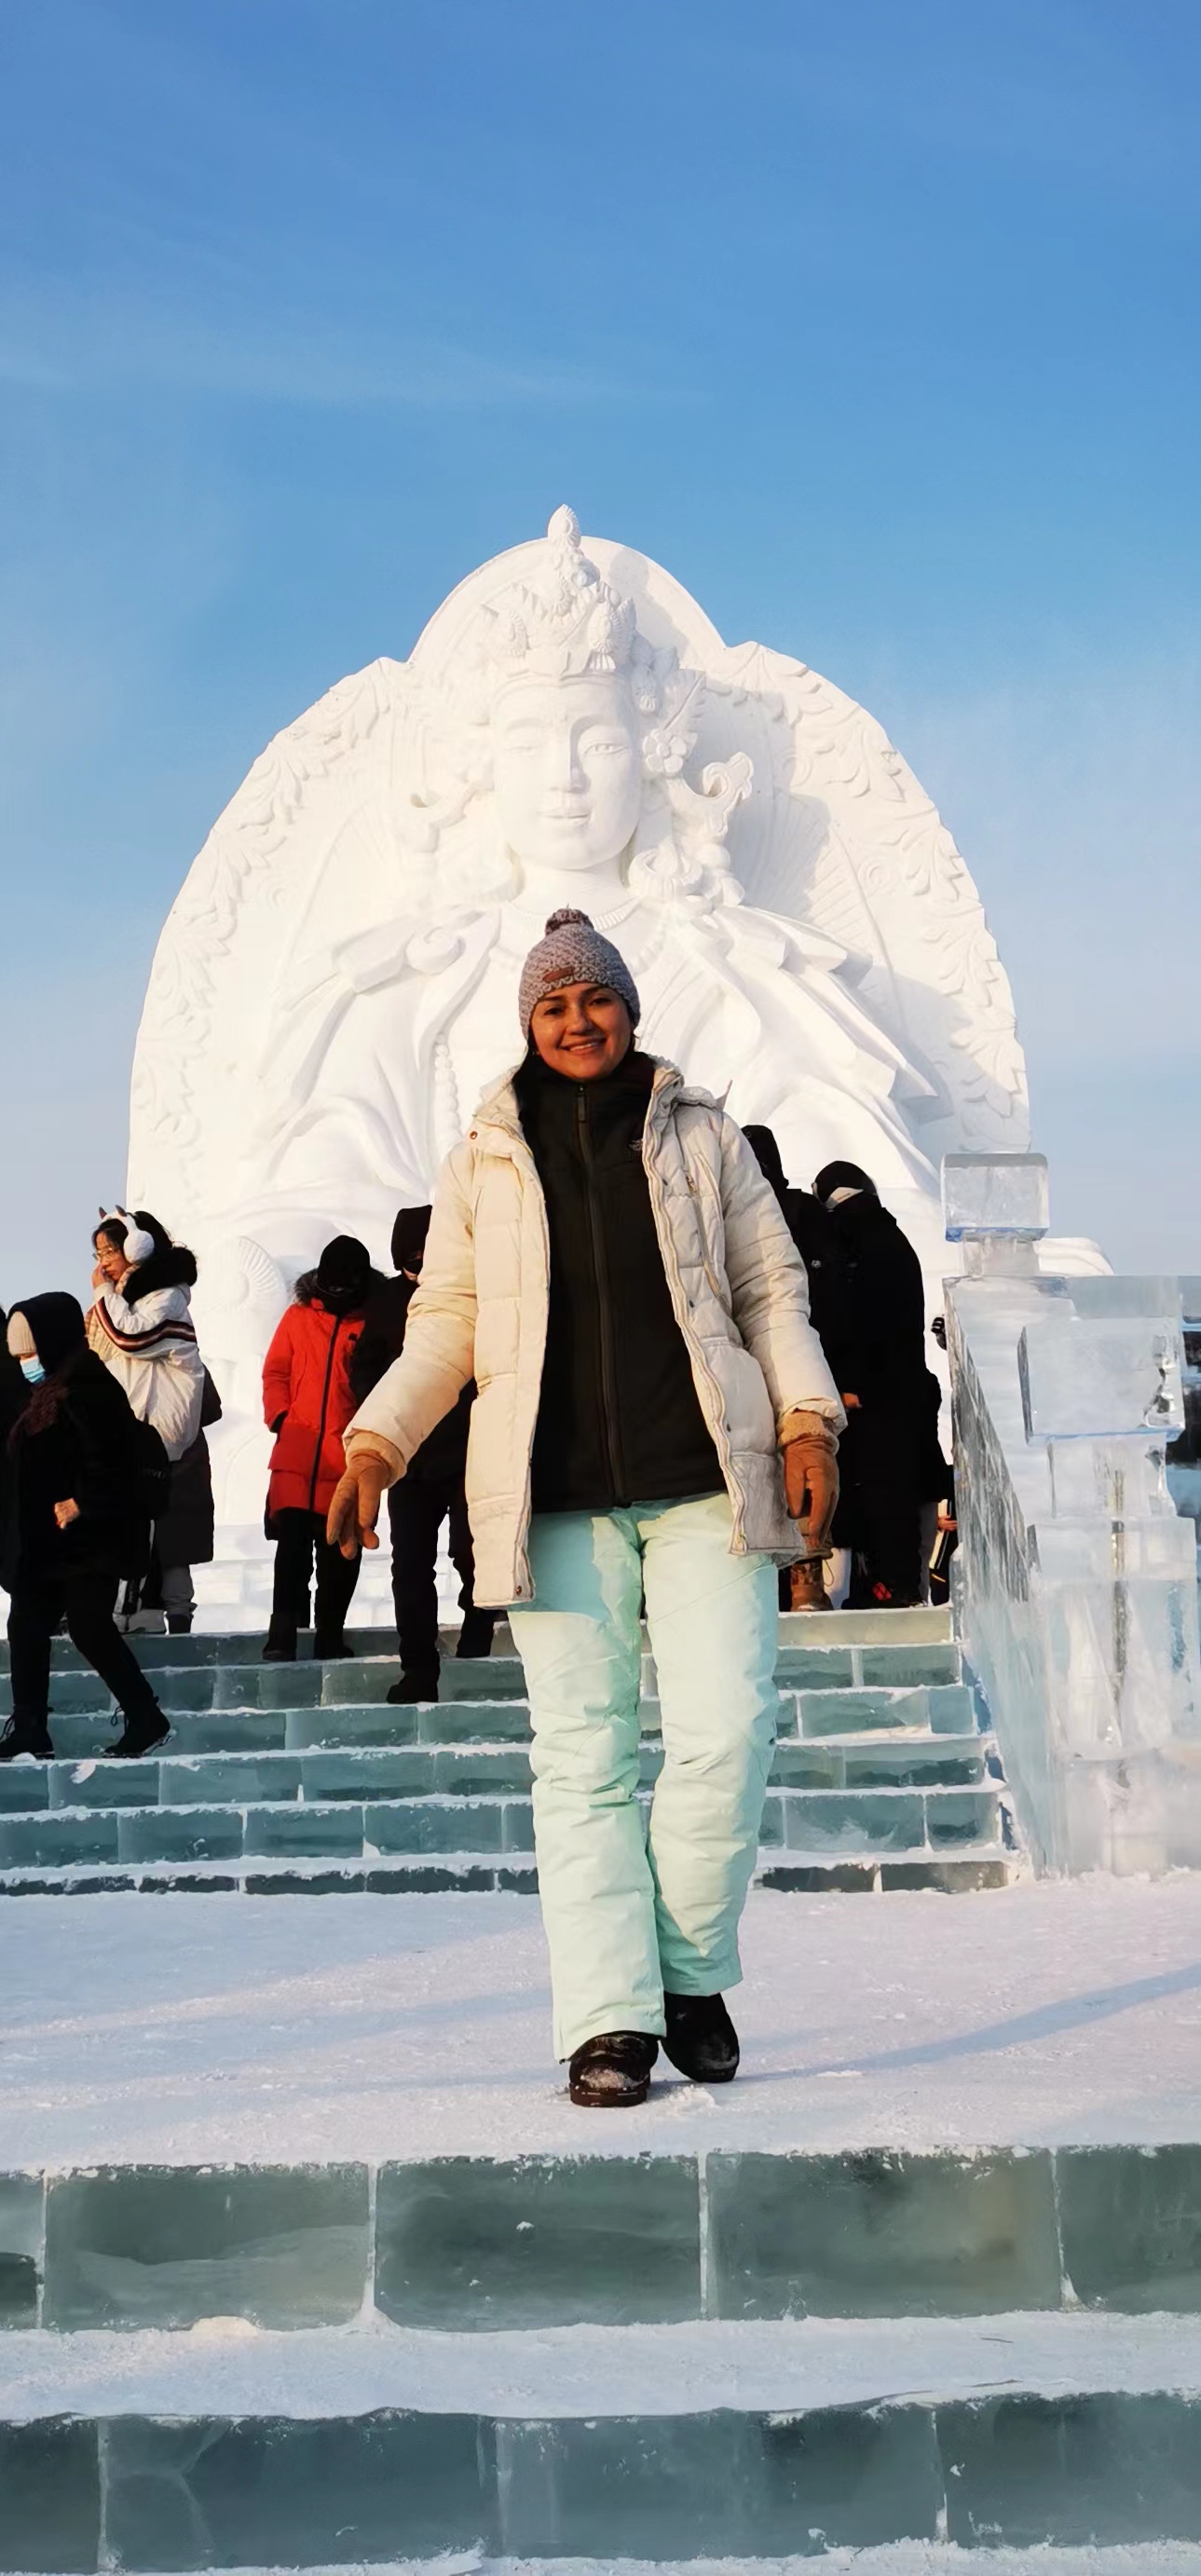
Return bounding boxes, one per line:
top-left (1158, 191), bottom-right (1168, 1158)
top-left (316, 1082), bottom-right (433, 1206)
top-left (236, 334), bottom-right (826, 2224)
top-left (330, 908), bottom-right (842, 2106)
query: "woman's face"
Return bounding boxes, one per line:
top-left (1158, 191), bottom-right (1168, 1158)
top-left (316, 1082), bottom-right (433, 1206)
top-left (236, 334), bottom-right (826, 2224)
top-left (529, 982), bottom-right (633, 1081)
top-left (94, 1233), bottom-right (127, 1284)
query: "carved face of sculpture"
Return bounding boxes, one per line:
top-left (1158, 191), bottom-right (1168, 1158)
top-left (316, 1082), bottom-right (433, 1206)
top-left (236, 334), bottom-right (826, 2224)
top-left (491, 673), bottom-right (644, 878)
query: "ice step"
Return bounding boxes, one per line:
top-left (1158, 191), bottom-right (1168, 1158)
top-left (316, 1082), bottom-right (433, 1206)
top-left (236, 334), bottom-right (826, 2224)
top-left (5, 2312), bottom-right (1201, 2564)
top-left (0, 1727), bottom-right (990, 1816)
top-left (0, 1781), bottom-right (1004, 1876)
top-left (0, 1602), bottom-right (956, 1674)
top-left (4, 2140), bottom-right (1193, 2337)
top-left (0, 1844), bottom-right (1014, 1896)
top-left (10, 1649), bottom-right (968, 1720)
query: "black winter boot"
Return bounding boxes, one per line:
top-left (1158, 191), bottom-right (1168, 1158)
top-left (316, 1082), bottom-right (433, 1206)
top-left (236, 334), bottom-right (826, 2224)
top-left (102, 1703), bottom-right (171, 1761)
top-left (568, 2031), bottom-right (659, 2108)
top-left (387, 1668), bottom-right (439, 1704)
top-left (0, 1715), bottom-right (54, 1763)
top-left (313, 1632), bottom-right (353, 1661)
top-left (662, 1991), bottom-right (740, 2084)
top-left (456, 1611), bottom-right (497, 1660)
top-left (262, 1619), bottom-right (297, 1663)
top-left (166, 1612), bottom-right (194, 1636)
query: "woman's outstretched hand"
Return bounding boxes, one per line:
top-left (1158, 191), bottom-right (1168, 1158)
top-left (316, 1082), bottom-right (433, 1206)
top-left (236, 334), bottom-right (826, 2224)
top-left (326, 1456), bottom-right (391, 1559)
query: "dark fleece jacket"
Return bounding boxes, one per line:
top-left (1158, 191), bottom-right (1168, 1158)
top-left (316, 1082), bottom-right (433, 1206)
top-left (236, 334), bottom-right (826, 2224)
top-left (1, 1294), bottom-right (151, 1589)
top-left (513, 1048), bottom-right (720, 1515)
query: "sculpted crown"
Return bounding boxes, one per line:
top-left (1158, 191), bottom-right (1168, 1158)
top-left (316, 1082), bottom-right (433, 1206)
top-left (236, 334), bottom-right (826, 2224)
top-left (475, 506), bottom-right (657, 708)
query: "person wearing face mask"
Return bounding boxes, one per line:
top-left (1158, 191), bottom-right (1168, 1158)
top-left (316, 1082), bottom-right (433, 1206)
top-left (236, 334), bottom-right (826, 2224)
top-left (261, 1234), bottom-right (382, 1663)
top-left (348, 1206), bottom-right (496, 1704)
top-left (1, 1297), bottom-right (170, 1761)
top-left (327, 908), bottom-right (843, 2108)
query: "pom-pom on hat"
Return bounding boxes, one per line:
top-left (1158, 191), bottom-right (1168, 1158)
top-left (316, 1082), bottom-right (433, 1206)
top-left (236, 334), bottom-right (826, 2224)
top-left (517, 908), bottom-right (640, 1041)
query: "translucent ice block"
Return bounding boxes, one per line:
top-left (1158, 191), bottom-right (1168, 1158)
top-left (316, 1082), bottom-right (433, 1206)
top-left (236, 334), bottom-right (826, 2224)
top-left (942, 1152), bottom-right (1049, 1243)
top-left (1019, 1318), bottom-right (1184, 1441)
top-left (948, 1268), bottom-right (1201, 1878)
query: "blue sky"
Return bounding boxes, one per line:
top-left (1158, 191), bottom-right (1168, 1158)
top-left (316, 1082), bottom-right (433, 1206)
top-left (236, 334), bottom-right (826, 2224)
top-left (1, 0), bottom-right (1198, 1301)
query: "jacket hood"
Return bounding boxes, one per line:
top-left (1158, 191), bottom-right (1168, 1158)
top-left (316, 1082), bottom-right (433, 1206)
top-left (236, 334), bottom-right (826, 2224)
top-left (743, 1124), bottom-right (789, 1204)
top-left (8, 1291), bottom-right (88, 1372)
top-left (123, 1246), bottom-right (198, 1304)
top-left (391, 1206), bottom-right (432, 1274)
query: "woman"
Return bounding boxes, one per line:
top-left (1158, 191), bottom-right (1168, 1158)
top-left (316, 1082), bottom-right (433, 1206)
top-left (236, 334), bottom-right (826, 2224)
top-left (329, 909), bottom-right (842, 2106)
top-left (261, 1234), bottom-right (377, 1662)
top-left (1, 1296), bottom-right (170, 1761)
top-left (812, 1161), bottom-right (932, 1609)
top-left (89, 1208), bottom-right (209, 1632)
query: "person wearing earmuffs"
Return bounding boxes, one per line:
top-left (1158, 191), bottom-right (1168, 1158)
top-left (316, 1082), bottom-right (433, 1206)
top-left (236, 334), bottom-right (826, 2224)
top-left (89, 1207), bottom-right (211, 1633)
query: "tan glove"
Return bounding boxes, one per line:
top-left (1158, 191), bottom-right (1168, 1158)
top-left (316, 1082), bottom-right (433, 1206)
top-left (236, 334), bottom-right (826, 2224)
top-left (326, 1452), bottom-right (392, 1560)
top-left (781, 1413), bottom-right (839, 1559)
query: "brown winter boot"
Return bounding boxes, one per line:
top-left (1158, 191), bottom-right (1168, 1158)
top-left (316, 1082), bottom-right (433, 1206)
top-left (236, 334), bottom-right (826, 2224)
top-left (790, 1558), bottom-right (832, 1613)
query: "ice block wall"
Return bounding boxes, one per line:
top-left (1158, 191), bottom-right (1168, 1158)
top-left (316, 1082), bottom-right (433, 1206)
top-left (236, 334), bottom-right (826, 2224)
top-left (944, 1157), bottom-right (1201, 1876)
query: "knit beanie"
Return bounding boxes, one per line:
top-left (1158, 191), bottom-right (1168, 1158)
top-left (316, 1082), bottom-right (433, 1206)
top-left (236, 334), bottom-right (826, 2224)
top-left (517, 908), bottom-right (640, 1041)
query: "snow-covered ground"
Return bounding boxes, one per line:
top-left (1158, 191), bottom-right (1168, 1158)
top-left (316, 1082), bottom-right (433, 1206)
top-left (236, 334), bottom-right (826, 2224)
top-left (5, 1875), bottom-right (1201, 2167)
top-left (6, 2310), bottom-right (1201, 2420)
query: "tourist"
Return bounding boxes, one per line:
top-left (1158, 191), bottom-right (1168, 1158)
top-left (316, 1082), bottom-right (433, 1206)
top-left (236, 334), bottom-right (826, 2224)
top-left (261, 1234), bottom-right (378, 1663)
top-left (744, 1124), bottom-right (846, 1610)
top-left (812, 1161), bottom-right (931, 1609)
top-left (1, 1296), bottom-right (170, 1760)
top-left (89, 1208), bottom-right (208, 1633)
top-left (328, 907), bottom-right (843, 2107)
top-left (348, 1206), bottom-right (495, 1705)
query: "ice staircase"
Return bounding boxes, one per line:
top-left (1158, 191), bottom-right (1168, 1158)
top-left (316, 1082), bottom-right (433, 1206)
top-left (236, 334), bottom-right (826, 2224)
top-left (4, 2131), bottom-right (1201, 2561)
top-left (0, 1607), bottom-right (1015, 1896)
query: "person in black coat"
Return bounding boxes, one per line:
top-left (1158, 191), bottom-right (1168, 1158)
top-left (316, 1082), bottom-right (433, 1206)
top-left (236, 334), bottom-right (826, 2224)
top-left (348, 1207), bottom-right (496, 1702)
top-left (812, 1162), bottom-right (935, 1608)
top-left (2, 1295), bottom-right (170, 1760)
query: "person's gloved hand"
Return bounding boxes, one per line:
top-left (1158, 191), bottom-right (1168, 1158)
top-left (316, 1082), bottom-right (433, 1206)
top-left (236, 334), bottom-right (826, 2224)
top-left (781, 1414), bottom-right (839, 1557)
top-left (326, 1452), bottom-right (393, 1559)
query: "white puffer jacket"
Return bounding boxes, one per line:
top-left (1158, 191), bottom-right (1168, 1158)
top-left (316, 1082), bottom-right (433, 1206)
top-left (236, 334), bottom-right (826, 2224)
top-left (87, 1283), bottom-right (206, 1463)
top-left (347, 1060), bottom-right (844, 1606)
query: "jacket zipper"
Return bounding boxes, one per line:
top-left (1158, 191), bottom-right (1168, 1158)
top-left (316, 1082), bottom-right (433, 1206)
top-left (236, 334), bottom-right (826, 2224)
top-left (577, 1084), bottom-right (626, 1506)
top-left (307, 1317), bottom-right (340, 1513)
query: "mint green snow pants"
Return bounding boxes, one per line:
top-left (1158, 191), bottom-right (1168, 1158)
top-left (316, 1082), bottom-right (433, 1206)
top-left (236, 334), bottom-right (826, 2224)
top-left (510, 1491), bottom-right (780, 2061)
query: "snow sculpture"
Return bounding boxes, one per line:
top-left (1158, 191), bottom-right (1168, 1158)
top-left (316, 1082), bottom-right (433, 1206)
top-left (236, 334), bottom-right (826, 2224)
top-left (129, 508), bottom-right (1028, 1517)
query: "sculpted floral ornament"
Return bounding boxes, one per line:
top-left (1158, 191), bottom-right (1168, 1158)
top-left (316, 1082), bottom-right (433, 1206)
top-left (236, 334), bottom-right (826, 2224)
top-left (129, 508), bottom-right (1028, 1519)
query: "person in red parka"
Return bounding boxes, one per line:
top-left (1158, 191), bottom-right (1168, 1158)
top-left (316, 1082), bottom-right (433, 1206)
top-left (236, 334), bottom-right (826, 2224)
top-left (262, 1235), bottom-right (379, 1662)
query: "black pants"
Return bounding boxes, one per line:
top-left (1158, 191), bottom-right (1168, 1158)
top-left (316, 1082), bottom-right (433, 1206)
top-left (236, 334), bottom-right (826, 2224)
top-left (269, 1508), bottom-right (361, 1642)
top-left (389, 1475), bottom-right (489, 1676)
top-left (8, 1571), bottom-right (163, 1726)
top-left (834, 1409), bottom-right (924, 1611)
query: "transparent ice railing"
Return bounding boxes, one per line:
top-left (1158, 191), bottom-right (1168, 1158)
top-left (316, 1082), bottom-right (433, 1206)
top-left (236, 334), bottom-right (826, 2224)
top-left (944, 1155), bottom-right (1201, 1876)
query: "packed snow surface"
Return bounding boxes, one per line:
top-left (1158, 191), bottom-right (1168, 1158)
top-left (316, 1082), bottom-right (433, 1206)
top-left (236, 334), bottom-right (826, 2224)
top-left (6, 2311), bottom-right (1201, 2420)
top-left (5, 1877), bottom-right (1201, 2167)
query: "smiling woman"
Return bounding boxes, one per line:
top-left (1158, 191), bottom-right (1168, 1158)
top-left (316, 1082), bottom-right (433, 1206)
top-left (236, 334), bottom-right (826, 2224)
top-left (329, 902), bottom-right (844, 2107)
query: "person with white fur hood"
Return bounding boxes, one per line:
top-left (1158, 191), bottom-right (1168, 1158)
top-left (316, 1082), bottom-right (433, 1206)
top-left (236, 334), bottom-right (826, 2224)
top-left (328, 908), bottom-right (844, 2110)
top-left (89, 1209), bottom-right (208, 1630)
